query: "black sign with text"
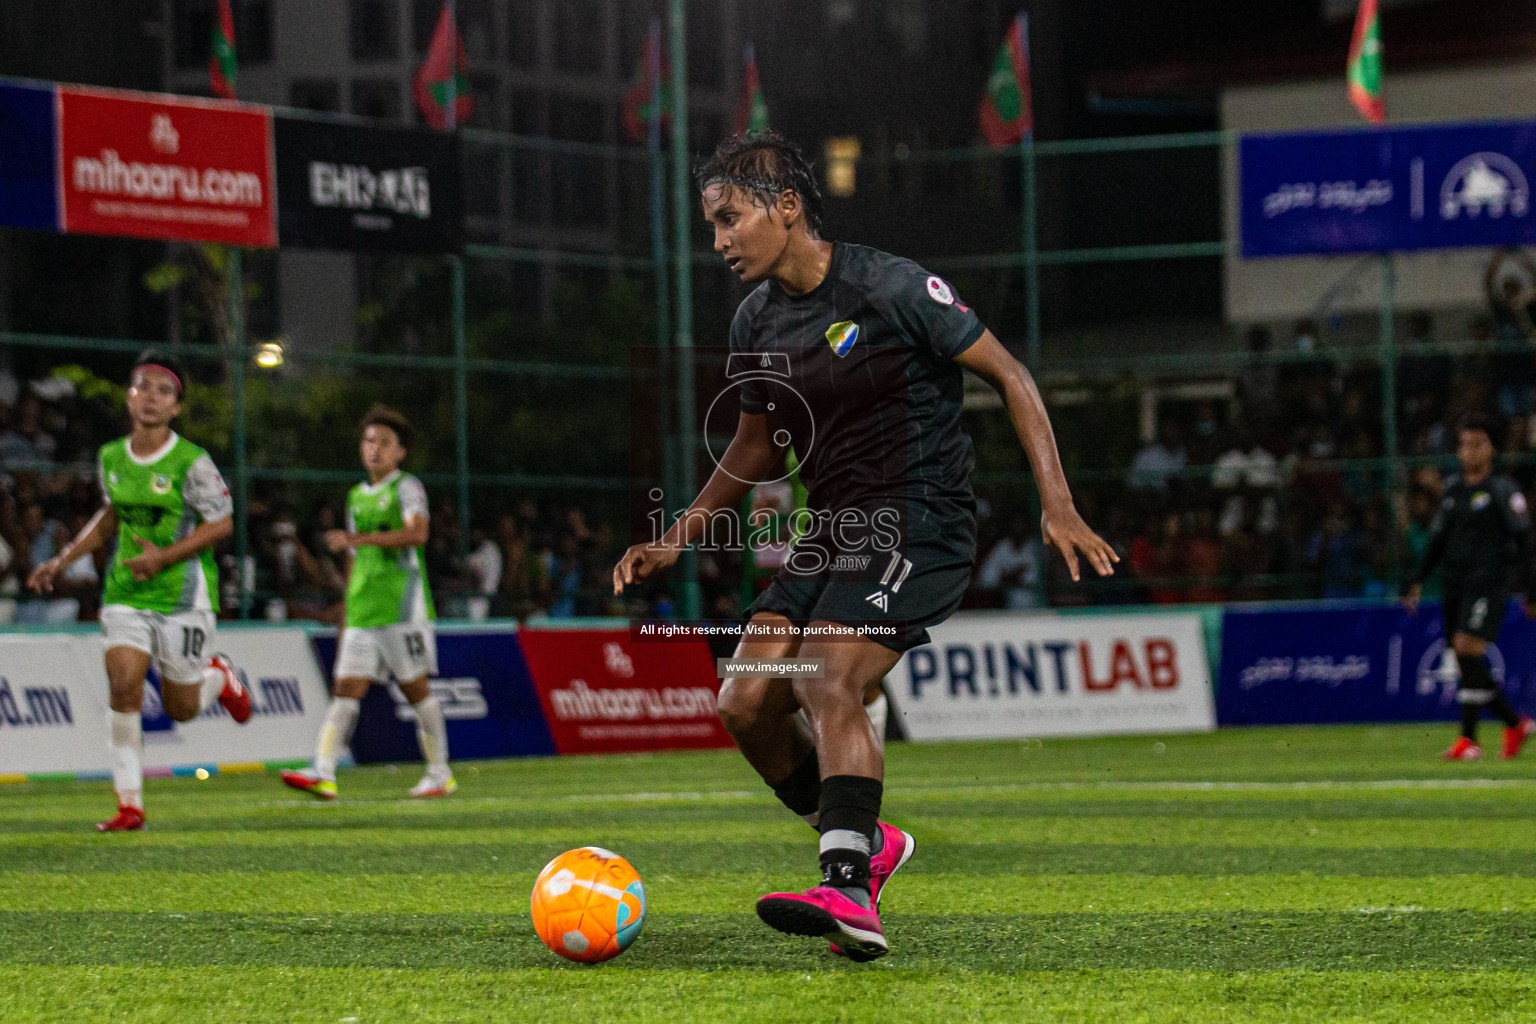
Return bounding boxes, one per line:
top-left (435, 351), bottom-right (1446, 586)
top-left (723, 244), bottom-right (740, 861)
top-left (274, 115), bottom-right (462, 253)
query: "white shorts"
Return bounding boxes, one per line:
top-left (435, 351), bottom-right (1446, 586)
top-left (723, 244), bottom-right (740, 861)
top-left (335, 623), bottom-right (438, 683)
top-left (101, 605), bottom-right (217, 685)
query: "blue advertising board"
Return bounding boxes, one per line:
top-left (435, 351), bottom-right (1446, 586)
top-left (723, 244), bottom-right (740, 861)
top-left (310, 627), bottom-right (556, 763)
top-left (1218, 601), bottom-right (1536, 725)
top-left (0, 82), bottom-right (60, 232)
top-left (1240, 121), bottom-right (1536, 257)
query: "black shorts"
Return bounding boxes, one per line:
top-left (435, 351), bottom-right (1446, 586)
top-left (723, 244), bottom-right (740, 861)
top-left (1443, 575), bottom-right (1507, 643)
top-left (746, 535), bottom-right (973, 653)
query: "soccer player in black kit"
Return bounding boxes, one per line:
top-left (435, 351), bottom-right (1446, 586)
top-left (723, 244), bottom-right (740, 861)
top-left (1406, 415), bottom-right (1535, 761)
top-left (613, 132), bottom-right (1116, 960)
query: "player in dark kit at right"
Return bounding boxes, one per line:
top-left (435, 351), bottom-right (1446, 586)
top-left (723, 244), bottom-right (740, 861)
top-left (1406, 416), bottom-right (1535, 760)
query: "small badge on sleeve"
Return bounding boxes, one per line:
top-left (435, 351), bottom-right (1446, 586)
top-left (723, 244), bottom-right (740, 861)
top-left (926, 276), bottom-right (955, 305)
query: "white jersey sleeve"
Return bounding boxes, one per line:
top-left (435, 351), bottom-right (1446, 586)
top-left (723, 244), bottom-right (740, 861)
top-left (184, 454), bottom-right (233, 523)
top-left (398, 475), bottom-right (430, 521)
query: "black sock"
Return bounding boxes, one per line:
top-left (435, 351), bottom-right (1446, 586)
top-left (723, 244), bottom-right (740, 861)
top-left (817, 775), bottom-right (882, 905)
top-left (1488, 691), bottom-right (1522, 729)
top-left (1460, 701), bottom-right (1482, 742)
top-left (770, 751), bottom-right (821, 822)
top-left (1457, 653), bottom-right (1493, 741)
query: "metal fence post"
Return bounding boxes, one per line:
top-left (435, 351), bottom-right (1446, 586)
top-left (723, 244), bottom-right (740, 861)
top-left (452, 254), bottom-right (470, 563)
top-left (227, 247), bottom-right (250, 619)
top-left (1379, 253), bottom-right (1402, 592)
top-left (1022, 135), bottom-right (1041, 363)
top-left (669, 0), bottom-right (701, 621)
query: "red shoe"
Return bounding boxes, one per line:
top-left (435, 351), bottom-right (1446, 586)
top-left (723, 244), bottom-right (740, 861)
top-left (831, 822), bottom-right (914, 959)
top-left (97, 805), bottom-right (145, 832)
top-left (280, 769), bottom-right (337, 800)
top-left (211, 653), bottom-right (252, 724)
top-left (756, 885), bottom-right (888, 962)
top-left (1442, 737), bottom-right (1483, 761)
top-left (1502, 717), bottom-right (1534, 760)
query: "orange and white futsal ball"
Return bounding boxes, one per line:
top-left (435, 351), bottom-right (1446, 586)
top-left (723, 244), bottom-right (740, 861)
top-left (530, 846), bottom-right (647, 963)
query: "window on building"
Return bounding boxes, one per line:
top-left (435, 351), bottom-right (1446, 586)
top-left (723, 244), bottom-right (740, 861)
top-left (350, 0), bottom-right (399, 60)
top-left (175, 1), bottom-right (273, 68)
top-left (351, 79), bottom-right (401, 120)
top-left (241, 2), bottom-right (274, 62)
top-left (173, 1), bottom-right (214, 69)
top-left (507, 0), bottom-right (539, 65)
top-left (290, 79), bottom-right (341, 113)
top-left (413, 0), bottom-right (493, 59)
top-left (549, 97), bottom-right (603, 144)
top-left (552, 0), bottom-right (603, 76)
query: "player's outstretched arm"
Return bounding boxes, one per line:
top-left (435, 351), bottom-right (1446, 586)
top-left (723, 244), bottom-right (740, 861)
top-left (613, 411), bottom-right (777, 594)
top-left (327, 514), bottom-right (429, 552)
top-left (124, 515), bottom-right (233, 582)
top-left (955, 330), bottom-right (1118, 582)
top-left (26, 503), bottom-right (115, 594)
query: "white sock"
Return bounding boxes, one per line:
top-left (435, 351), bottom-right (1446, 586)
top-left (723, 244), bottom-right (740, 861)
top-left (110, 710), bottom-right (143, 810)
top-left (865, 691), bottom-right (888, 746)
top-left (314, 697), bottom-right (361, 782)
top-left (197, 664), bottom-right (226, 713)
top-left (412, 694), bottom-right (450, 776)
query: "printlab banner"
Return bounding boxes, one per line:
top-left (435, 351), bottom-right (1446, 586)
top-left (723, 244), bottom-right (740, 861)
top-left (1218, 601), bottom-right (1536, 725)
top-left (311, 626), bottom-right (556, 764)
top-left (887, 612), bottom-right (1216, 741)
top-left (517, 628), bottom-right (734, 755)
top-left (274, 115), bottom-right (462, 253)
top-left (0, 627), bottom-right (329, 776)
top-left (57, 86), bottom-right (276, 247)
top-left (0, 82), bottom-right (59, 232)
top-left (1240, 121), bottom-right (1536, 257)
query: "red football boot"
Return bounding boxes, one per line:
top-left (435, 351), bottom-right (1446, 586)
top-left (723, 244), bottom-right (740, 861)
top-left (1442, 737), bottom-right (1483, 761)
top-left (1501, 717), bottom-right (1534, 760)
top-left (211, 653), bottom-right (252, 724)
top-left (97, 805), bottom-right (145, 832)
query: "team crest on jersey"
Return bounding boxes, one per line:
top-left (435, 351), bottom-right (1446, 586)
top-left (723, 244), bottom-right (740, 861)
top-left (1472, 491), bottom-right (1491, 511)
top-left (825, 320), bottom-right (860, 357)
top-left (377, 493), bottom-right (391, 510)
top-left (926, 276), bottom-right (955, 305)
top-left (108, 471), bottom-right (119, 485)
top-left (151, 474), bottom-right (172, 495)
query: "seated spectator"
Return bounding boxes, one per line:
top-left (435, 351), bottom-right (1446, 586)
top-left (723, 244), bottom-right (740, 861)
top-left (1126, 420), bottom-right (1187, 498)
top-left (14, 501), bottom-right (76, 624)
top-left (465, 523), bottom-right (502, 619)
top-left (1212, 420), bottom-right (1280, 538)
top-left (0, 393), bottom-right (58, 469)
top-left (976, 515), bottom-right (1044, 610)
top-left (1181, 508), bottom-right (1226, 604)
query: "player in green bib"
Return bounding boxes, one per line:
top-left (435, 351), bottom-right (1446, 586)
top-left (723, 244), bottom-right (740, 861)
top-left (27, 352), bottom-right (252, 832)
top-left (282, 405), bottom-right (453, 800)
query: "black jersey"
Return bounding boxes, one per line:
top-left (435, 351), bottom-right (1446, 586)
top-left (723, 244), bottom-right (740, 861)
top-left (1413, 474), bottom-right (1533, 592)
top-left (728, 242), bottom-right (986, 548)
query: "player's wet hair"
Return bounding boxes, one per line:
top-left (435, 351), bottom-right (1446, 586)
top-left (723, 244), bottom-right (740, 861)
top-left (1458, 412), bottom-right (1497, 445)
top-left (361, 403), bottom-right (415, 453)
top-left (131, 348), bottom-right (186, 396)
top-left (695, 130), bottom-right (825, 236)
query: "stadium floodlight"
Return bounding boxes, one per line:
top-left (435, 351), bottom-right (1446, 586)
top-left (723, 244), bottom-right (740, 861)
top-left (254, 341), bottom-right (285, 369)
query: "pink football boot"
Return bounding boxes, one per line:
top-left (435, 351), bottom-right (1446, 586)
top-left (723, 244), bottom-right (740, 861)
top-left (756, 884), bottom-right (889, 961)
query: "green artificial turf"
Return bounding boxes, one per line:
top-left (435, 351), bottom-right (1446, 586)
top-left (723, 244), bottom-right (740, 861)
top-left (2, 723), bottom-right (1534, 1022)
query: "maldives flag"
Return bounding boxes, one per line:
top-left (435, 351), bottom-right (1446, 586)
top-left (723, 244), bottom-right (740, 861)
top-left (209, 0), bottom-right (237, 99)
top-left (622, 19), bottom-right (671, 143)
top-left (1347, 0), bottom-right (1384, 123)
top-left (414, 1), bottom-right (474, 130)
top-left (733, 42), bottom-right (769, 135)
top-left (979, 12), bottom-right (1032, 149)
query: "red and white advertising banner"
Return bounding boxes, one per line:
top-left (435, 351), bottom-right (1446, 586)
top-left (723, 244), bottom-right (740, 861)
top-left (518, 628), bottom-right (734, 755)
top-left (57, 87), bottom-right (276, 247)
top-left (888, 611), bottom-right (1216, 741)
